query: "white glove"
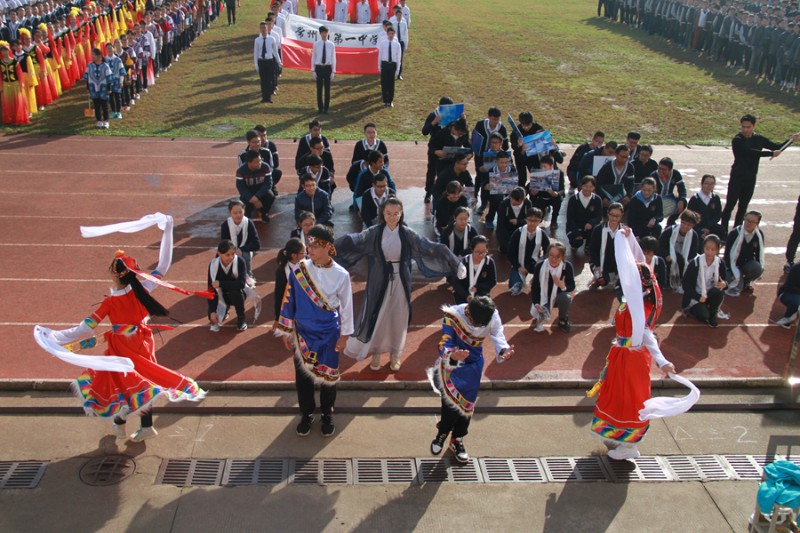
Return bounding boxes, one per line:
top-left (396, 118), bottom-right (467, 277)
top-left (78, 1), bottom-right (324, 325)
top-left (330, 73), bottom-right (335, 81)
top-left (457, 263), bottom-right (467, 280)
top-left (312, 71), bottom-right (317, 81)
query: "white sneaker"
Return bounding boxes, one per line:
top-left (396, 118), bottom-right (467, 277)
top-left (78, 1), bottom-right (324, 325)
top-left (103, 121), bottom-right (110, 129)
top-left (209, 323), bottom-right (221, 332)
top-left (777, 316), bottom-right (797, 329)
top-left (509, 282), bottom-right (523, 296)
top-left (130, 426), bottom-right (158, 442)
top-left (369, 353), bottom-right (381, 371)
top-left (96, 121), bottom-right (103, 128)
top-left (112, 422), bottom-right (126, 438)
top-left (725, 287), bottom-right (741, 297)
top-left (608, 443), bottom-right (640, 461)
top-left (716, 309), bottom-right (730, 320)
top-left (533, 321), bottom-right (545, 333)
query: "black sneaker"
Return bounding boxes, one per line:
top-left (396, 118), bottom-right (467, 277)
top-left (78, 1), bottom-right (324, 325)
top-left (558, 318), bottom-right (572, 332)
top-left (449, 438), bottom-right (469, 464)
top-left (708, 316), bottom-right (719, 328)
top-left (236, 322), bottom-right (247, 332)
top-left (321, 414), bottom-right (335, 437)
top-left (260, 212), bottom-right (270, 223)
top-left (430, 432), bottom-right (447, 455)
top-left (296, 415), bottom-right (314, 436)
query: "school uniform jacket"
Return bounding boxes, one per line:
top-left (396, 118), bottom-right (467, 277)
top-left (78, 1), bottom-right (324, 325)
top-left (530, 260), bottom-right (576, 308)
top-left (566, 192), bottom-right (603, 240)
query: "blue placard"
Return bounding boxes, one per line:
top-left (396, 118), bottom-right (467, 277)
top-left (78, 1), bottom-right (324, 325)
top-left (437, 104), bottom-right (465, 127)
top-left (523, 130), bottom-right (556, 156)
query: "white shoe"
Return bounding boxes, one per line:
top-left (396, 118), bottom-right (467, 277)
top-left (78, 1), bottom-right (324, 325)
top-left (369, 353), bottom-right (381, 371)
top-left (608, 443), bottom-right (640, 461)
top-left (716, 309), bottom-right (730, 320)
top-left (130, 426), bottom-right (158, 442)
top-left (533, 321), bottom-right (545, 333)
top-left (725, 287), bottom-right (741, 297)
top-left (209, 323), bottom-right (221, 332)
top-left (103, 121), bottom-right (109, 129)
top-left (777, 316), bottom-right (797, 329)
top-left (96, 121), bottom-right (103, 128)
top-left (509, 282), bottom-right (523, 296)
top-left (112, 422), bottom-right (126, 438)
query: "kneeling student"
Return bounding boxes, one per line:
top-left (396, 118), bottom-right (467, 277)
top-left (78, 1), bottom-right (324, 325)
top-left (530, 241), bottom-right (575, 332)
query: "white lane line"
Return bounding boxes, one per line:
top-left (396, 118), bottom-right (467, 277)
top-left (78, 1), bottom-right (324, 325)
top-left (0, 190), bottom-right (220, 197)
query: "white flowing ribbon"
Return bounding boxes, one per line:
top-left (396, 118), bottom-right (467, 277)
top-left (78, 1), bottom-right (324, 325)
top-left (615, 230), bottom-right (646, 346)
top-left (33, 325), bottom-right (135, 373)
top-left (639, 373), bottom-right (701, 420)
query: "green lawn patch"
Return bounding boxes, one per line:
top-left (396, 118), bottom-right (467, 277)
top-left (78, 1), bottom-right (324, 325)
top-left (5, 0), bottom-right (800, 144)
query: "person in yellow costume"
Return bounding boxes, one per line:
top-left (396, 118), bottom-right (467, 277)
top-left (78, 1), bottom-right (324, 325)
top-left (15, 29), bottom-right (39, 114)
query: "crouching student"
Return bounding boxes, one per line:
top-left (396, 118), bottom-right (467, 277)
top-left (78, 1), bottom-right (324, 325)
top-left (440, 206), bottom-right (478, 258)
top-left (208, 240), bottom-right (250, 332)
top-left (658, 209), bottom-right (701, 293)
top-left (220, 199), bottom-right (260, 283)
top-left (566, 175), bottom-right (603, 252)
top-left (640, 236), bottom-right (667, 289)
top-left (507, 207), bottom-right (549, 296)
top-left (530, 241), bottom-right (575, 333)
top-left (275, 225), bottom-right (354, 438)
top-left (452, 235), bottom-right (496, 304)
top-left (682, 234), bottom-right (728, 328)
top-left (428, 296), bottom-right (514, 463)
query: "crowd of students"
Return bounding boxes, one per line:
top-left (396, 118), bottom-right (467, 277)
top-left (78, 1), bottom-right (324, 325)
top-left (1, 0), bottom-right (219, 127)
top-left (597, 0), bottom-right (800, 92)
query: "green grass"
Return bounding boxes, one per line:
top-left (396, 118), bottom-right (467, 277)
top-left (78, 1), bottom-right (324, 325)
top-left (5, 0), bottom-right (800, 143)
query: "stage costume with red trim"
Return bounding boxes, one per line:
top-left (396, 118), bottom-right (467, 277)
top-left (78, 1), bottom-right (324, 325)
top-left (0, 57), bottom-right (31, 125)
top-left (34, 214), bottom-right (210, 420)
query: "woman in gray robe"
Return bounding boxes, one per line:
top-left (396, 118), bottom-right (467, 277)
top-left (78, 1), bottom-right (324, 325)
top-left (335, 198), bottom-right (464, 371)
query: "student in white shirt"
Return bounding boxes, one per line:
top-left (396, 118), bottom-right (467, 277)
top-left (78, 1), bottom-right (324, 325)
top-left (377, 27), bottom-right (401, 107)
top-left (312, 26), bottom-right (335, 114)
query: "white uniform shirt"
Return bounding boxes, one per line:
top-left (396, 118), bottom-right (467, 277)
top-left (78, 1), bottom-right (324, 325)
top-left (356, 0), bottom-right (370, 23)
top-left (253, 33), bottom-right (280, 72)
top-left (377, 38), bottom-right (401, 76)
top-left (301, 259), bottom-right (354, 336)
top-left (313, 2), bottom-right (327, 20)
top-left (333, 0), bottom-right (348, 22)
top-left (312, 38), bottom-right (336, 72)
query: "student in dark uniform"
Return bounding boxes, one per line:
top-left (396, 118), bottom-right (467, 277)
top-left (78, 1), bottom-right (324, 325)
top-left (496, 187), bottom-right (532, 255)
top-left (429, 117), bottom-right (471, 177)
top-left (235, 151), bottom-right (274, 222)
top-left (294, 119), bottom-right (331, 170)
top-left (640, 236), bottom-right (668, 289)
top-left (352, 122), bottom-right (389, 167)
top-left (359, 172), bottom-right (394, 229)
top-left (724, 210), bottom-right (765, 297)
top-left (452, 235), bottom-right (497, 304)
top-left (721, 114), bottom-right (798, 230)
top-left (440, 206), bottom-right (478, 258)
top-left (589, 202), bottom-right (624, 287)
top-left (422, 96), bottom-right (454, 203)
top-left (566, 175), bottom-right (603, 251)
top-left (507, 208), bottom-right (549, 296)
top-left (626, 177), bottom-right (663, 239)
top-left (687, 174), bottom-right (725, 240)
top-left (566, 130), bottom-right (604, 189)
top-left (682, 234), bottom-right (727, 328)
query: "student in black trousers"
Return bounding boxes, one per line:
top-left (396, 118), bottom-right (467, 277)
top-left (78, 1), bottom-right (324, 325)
top-left (312, 27), bottom-right (335, 114)
top-left (254, 21), bottom-right (280, 103)
top-left (721, 114), bottom-right (799, 230)
top-left (377, 27), bottom-right (401, 107)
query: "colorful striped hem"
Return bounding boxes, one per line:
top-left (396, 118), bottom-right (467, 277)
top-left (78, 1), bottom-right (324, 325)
top-left (442, 314), bottom-right (483, 347)
top-left (590, 416), bottom-right (648, 443)
top-left (439, 358), bottom-right (475, 417)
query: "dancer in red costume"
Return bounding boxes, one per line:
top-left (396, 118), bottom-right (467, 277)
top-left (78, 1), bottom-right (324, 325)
top-left (34, 214), bottom-right (209, 443)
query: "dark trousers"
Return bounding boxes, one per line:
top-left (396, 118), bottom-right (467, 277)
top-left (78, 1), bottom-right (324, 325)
top-left (786, 195), bottom-right (800, 263)
top-left (438, 399), bottom-right (470, 439)
top-left (122, 85), bottom-right (132, 106)
top-left (110, 91), bottom-right (121, 113)
top-left (721, 173), bottom-right (756, 229)
top-left (258, 58), bottom-right (276, 101)
top-left (781, 292), bottom-right (800, 318)
top-left (295, 357), bottom-right (336, 416)
top-left (568, 228), bottom-right (593, 250)
top-left (380, 60), bottom-right (396, 104)
top-left (315, 64), bottom-right (331, 112)
top-left (92, 98), bottom-right (109, 121)
top-left (398, 41), bottom-right (405, 77)
top-left (226, 3), bottom-right (235, 23)
top-left (114, 412), bottom-right (153, 427)
top-left (210, 288), bottom-right (246, 324)
top-left (425, 155), bottom-right (438, 199)
top-left (688, 287), bottom-right (724, 322)
top-left (242, 187), bottom-right (275, 218)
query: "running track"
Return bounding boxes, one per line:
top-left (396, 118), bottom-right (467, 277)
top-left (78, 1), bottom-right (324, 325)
top-left (0, 133), bottom-right (795, 386)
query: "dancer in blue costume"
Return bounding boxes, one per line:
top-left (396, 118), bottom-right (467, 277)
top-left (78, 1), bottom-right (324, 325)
top-left (428, 296), bottom-right (514, 463)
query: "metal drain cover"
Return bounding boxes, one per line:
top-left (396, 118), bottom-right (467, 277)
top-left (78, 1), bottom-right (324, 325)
top-left (79, 455), bottom-right (135, 486)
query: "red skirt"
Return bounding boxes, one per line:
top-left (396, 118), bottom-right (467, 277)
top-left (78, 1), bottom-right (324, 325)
top-left (591, 345), bottom-right (652, 443)
top-left (74, 327), bottom-right (205, 418)
top-left (1, 82), bottom-right (31, 125)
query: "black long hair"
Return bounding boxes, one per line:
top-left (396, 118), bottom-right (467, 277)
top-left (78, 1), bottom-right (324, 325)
top-left (111, 257), bottom-right (169, 317)
top-left (277, 237), bottom-right (304, 268)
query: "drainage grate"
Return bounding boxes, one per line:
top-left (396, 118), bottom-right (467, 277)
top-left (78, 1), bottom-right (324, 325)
top-left (222, 459), bottom-right (289, 486)
top-left (156, 459), bottom-right (224, 486)
top-left (0, 461), bottom-right (47, 489)
top-left (664, 455), bottom-right (731, 481)
top-left (604, 456), bottom-right (673, 482)
top-left (542, 457), bottom-right (609, 482)
top-left (479, 458), bottom-right (546, 483)
top-left (721, 455), bottom-right (777, 480)
top-left (415, 458), bottom-right (483, 483)
top-left (290, 459), bottom-right (352, 485)
top-left (153, 454), bottom-right (786, 486)
top-left (353, 458), bottom-right (417, 484)
top-left (79, 455), bottom-right (135, 486)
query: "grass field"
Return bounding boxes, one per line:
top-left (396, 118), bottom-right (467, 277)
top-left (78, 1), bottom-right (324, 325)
top-left (5, 0), bottom-right (800, 143)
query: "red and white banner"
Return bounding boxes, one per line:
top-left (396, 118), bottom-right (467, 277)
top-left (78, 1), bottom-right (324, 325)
top-left (281, 37), bottom-right (379, 75)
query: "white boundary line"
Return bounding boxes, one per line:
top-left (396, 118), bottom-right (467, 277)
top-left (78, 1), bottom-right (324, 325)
top-left (0, 321), bottom-right (777, 328)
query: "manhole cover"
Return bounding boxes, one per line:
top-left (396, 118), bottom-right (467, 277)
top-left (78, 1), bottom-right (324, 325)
top-left (79, 455), bottom-right (136, 486)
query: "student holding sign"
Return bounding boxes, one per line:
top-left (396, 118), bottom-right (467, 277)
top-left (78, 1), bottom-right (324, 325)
top-left (528, 155), bottom-right (565, 229)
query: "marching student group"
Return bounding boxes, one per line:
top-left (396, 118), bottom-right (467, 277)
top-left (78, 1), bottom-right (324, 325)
top-left (27, 0), bottom-right (800, 465)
